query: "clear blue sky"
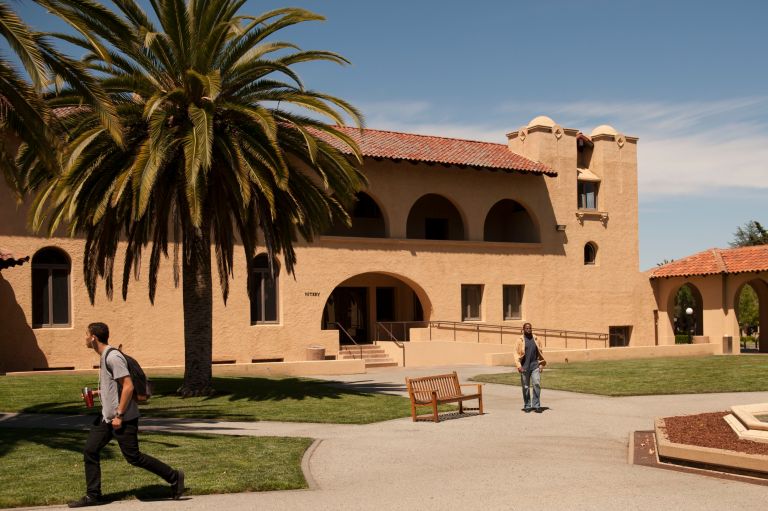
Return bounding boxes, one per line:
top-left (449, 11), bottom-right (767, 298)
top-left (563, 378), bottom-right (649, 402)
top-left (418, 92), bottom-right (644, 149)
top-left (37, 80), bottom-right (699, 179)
top-left (15, 0), bottom-right (768, 269)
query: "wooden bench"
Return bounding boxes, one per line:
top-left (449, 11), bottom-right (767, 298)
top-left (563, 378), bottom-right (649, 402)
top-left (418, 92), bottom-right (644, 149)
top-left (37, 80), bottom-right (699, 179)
top-left (405, 371), bottom-right (483, 422)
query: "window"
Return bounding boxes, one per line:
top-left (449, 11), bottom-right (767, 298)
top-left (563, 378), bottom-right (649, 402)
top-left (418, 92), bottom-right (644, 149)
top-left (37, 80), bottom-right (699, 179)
top-left (578, 181), bottom-right (598, 209)
top-left (503, 285), bottom-right (524, 320)
top-left (584, 242), bottom-right (597, 265)
top-left (250, 254), bottom-right (278, 324)
top-left (461, 284), bottom-right (483, 321)
top-left (31, 247), bottom-right (71, 327)
top-left (609, 326), bottom-right (632, 347)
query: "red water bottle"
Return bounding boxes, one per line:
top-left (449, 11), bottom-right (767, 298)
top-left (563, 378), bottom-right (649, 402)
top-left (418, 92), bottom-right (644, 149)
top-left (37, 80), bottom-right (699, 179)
top-left (82, 387), bottom-right (94, 408)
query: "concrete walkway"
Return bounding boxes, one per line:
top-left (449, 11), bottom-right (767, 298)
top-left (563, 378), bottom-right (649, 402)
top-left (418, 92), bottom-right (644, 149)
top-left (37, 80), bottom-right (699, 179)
top-left (2, 365), bottom-right (767, 510)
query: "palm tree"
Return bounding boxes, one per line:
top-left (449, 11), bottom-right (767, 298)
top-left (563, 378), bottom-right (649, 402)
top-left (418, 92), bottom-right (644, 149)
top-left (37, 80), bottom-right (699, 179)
top-left (0, 1), bottom-right (118, 193)
top-left (27, 0), bottom-right (365, 395)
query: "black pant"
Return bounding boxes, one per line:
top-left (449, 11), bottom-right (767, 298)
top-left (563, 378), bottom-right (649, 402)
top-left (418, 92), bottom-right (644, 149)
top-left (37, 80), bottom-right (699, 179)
top-left (84, 417), bottom-right (176, 498)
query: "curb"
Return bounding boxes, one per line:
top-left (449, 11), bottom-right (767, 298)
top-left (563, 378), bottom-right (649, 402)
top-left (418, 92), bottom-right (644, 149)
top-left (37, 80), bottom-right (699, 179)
top-left (301, 438), bottom-right (323, 491)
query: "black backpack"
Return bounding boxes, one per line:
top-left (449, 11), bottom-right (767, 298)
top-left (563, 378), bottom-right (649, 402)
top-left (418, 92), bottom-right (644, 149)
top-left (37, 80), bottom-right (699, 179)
top-left (105, 347), bottom-right (153, 402)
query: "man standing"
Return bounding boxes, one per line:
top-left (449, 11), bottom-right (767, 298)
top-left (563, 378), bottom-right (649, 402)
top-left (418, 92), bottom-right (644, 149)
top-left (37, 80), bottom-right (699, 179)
top-left (69, 322), bottom-right (184, 508)
top-left (514, 323), bottom-right (547, 413)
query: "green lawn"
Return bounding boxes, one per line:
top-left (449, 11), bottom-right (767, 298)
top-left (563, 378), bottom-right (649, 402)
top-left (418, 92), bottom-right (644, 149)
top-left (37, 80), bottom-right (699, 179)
top-left (0, 374), bottom-right (416, 424)
top-left (0, 428), bottom-right (311, 508)
top-left (471, 355), bottom-right (768, 396)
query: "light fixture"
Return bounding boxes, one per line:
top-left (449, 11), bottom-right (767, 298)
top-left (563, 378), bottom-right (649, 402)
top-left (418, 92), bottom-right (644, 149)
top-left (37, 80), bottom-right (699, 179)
top-left (555, 224), bottom-right (567, 232)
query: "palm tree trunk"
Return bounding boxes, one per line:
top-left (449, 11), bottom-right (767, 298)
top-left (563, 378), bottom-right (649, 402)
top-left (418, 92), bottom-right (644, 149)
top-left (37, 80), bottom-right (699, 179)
top-left (178, 223), bottom-right (214, 396)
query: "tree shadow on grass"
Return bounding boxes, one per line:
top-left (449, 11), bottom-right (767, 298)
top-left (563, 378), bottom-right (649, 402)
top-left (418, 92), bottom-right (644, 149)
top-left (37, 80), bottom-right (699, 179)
top-left (4, 375), bottom-right (413, 423)
top-left (0, 424), bottom-right (197, 459)
top-left (148, 376), bottom-right (406, 403)
top-left (6, 376), bottom-right (409, 416)
top-left (146, 377), bottom-right (404, 402)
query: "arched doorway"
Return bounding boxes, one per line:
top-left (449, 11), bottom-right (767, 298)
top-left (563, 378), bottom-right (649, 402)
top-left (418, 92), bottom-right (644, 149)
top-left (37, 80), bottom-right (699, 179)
top-left (406, 194), bottom-right (465, 240)
top-left (322, 272), bottom-right (430, 344)
top-left (735, 278), bottom-right (768, 353)
top-left (668, 283), bottom-right (703, 341)
top-left (483, 199), bottom-right (540, 243)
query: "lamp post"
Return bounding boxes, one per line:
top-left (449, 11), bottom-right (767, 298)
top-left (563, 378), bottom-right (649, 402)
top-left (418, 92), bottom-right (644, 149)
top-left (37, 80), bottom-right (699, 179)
top-left (685, 307), bottom-right (694, 344)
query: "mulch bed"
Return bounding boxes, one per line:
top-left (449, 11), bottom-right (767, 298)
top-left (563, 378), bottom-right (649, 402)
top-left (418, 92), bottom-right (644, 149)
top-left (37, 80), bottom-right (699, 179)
top-left (663, 411), bottom-right (768, 456)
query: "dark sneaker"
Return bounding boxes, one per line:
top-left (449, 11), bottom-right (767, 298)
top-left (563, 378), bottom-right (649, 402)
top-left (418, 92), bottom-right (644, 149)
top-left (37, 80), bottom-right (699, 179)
top-left (534, 407), bottom-right (544, 413)
top-left (522, 408), bottom-right (532, 413)
top-left (68, 495), bottom-right (102, 508)
top-left (171, 469), bottom-right (185, 500)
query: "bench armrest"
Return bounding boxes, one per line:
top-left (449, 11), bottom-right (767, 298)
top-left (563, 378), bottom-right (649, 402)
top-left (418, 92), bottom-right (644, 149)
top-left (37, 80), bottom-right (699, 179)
top-left (459, 383), bottom-right (483, 393)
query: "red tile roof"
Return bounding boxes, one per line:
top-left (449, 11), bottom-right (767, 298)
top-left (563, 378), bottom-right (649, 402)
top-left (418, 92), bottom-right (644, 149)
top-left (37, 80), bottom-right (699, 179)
top-left (0, 248), bottom-right (30, 270)
top-left (650, 245), bottom-right (768, 279)
top-left (326, 126), bottom-right (556, 176)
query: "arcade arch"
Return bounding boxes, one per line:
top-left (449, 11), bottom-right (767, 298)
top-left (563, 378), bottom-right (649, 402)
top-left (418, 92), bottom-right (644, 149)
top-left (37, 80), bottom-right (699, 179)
top-left (406, 194), bottom-right (465, 240)
top-left (734, 278), bottom-right (767, 352)
top-left (483, 199), bottom-right (540, 243)
top-left (667, 283), bottom-right (703, 338)
top-left (325, 192), bottom-right (387, 238)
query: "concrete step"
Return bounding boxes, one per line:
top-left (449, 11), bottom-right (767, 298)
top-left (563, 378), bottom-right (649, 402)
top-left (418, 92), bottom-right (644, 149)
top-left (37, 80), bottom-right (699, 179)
top-left (336, 344), bottom-right (397, 367)
top-left (364, 361), bottom-right (399, 368)
top-left (338, 352), bottom-right (390, 359)
top-left (339, 344), bottom-right (382, 351)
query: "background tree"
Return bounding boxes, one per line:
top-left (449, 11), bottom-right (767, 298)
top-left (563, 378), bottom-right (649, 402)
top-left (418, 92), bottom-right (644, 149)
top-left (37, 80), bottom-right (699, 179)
top-left (731, 220), bottom-right (768, 334)
top-left (736, 285), bottom-right (759, 336)
top-left (730, 220), bottom-right (763, 336)
top-left (730, 220), bottom-right (768, 247)
top-left (26, 0), bottom-right (365, 395)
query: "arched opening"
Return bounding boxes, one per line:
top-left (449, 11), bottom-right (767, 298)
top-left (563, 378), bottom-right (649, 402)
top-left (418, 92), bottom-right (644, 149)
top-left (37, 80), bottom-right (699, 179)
top-left (31, 247), bottom-right (71, 327)
top-left (735, 278), bottom-right (768, 353)
top-left (406, 194), bottom-right (465, 240)
top-left (668, 283), bottom-right (703, 342)
top-left (325, 192), bottom-right (387, 238)
top-left (250, 254), bottom-right (279, 324)
top-left (321, 272), bottom-right (430, 344)
top-left (584, 242), bottom-right (597, 265)
top-left (483, 199), bottom-right (540, 243)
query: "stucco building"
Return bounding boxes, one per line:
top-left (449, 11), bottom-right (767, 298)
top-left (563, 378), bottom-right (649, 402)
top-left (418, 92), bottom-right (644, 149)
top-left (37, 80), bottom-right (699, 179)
top-left (0, 115), bottom-right (682, 372)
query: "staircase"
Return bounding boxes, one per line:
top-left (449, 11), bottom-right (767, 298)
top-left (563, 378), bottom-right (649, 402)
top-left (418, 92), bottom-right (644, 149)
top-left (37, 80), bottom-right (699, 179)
top-left (337, 344), bottom-right (398, 368)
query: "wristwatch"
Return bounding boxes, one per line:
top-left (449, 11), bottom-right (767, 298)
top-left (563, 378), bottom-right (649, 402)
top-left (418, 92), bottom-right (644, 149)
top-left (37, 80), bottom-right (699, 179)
top-left (115, 412), bottom-right (124, 419)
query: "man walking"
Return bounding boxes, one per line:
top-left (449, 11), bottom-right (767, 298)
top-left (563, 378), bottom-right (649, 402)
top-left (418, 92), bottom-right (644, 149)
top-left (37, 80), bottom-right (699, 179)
top-left (69, 322), bottom-right (184, 507)
top-left (514, 322), bottom-right (547, 413)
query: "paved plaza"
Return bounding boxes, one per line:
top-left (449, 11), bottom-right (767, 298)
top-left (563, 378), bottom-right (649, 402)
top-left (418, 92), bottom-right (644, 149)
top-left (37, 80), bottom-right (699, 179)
top-left (2, 365), bottom-right (767, 510)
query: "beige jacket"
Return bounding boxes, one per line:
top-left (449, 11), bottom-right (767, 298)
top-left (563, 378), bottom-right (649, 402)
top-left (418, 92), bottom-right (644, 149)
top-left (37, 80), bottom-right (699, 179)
top-left (514, 335), bottom-right (546, 370)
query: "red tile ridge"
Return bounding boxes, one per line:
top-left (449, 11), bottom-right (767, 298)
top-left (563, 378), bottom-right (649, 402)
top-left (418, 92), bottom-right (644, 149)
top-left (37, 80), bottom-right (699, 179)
top-left (711, 248), bottom-right (727, 273)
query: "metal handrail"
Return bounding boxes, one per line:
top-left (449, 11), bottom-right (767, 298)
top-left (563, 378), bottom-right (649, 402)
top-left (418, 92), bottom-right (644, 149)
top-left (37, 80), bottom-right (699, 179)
top-left (328, 322), bottom-right (363, 360)
top-left (425, 320), bottom-right (609, 349)
top-left (375, 322), bottom-right (406, 366)
top-left (375, 321), bottom-right (429, 342)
